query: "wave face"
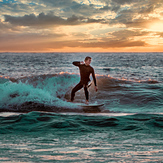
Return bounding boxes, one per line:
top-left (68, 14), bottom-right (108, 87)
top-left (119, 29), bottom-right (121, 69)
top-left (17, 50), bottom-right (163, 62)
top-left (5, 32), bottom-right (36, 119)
top-left (0, 73), bottom-right (162, 113)
top-left (0, 74), bottom-right (80, 112)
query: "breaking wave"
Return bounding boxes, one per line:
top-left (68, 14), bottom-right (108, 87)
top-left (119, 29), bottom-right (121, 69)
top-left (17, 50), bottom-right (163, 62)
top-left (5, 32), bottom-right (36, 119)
top-left (0, 73), bottom-right (162, 113)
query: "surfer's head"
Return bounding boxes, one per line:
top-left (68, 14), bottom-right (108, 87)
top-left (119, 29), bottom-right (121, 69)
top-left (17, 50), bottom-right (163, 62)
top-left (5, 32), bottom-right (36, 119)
top-left (85, 56), bottom-right (91, 65)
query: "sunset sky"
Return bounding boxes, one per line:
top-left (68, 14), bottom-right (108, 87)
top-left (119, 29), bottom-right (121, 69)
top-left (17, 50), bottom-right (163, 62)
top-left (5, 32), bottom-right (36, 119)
top-left (0, 0), bottom-right (163, 52)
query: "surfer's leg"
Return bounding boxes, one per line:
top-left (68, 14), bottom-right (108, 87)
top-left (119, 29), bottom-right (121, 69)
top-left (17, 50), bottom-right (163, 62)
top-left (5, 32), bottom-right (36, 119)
top-left (71, 82), bottom-right (83, 101)
top-left (84, 85), bottom-right (89, 101)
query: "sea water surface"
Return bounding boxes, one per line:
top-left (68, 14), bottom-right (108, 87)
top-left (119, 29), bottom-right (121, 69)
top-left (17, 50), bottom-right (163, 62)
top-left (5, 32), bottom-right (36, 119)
top-left (0, 52), bottom-right (163, 162)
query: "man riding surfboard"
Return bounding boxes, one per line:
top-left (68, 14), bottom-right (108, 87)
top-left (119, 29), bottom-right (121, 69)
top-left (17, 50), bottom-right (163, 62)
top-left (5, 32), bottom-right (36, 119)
top-left (70, 56), bottom-right (98, 104)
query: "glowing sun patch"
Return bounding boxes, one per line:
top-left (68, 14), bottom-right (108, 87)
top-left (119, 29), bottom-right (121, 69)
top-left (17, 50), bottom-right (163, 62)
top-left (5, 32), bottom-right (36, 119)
top-left (149, 22), bottom-right (163, 32)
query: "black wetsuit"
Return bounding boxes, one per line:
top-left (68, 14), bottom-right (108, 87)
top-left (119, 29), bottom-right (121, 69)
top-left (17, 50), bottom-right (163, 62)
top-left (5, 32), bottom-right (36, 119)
top-left (71, 61), bottom-right (97, 101)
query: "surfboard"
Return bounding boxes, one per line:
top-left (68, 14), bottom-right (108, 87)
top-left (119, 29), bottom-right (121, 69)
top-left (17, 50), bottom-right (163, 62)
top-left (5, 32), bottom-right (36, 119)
top-left (77, 103), bottom-right (104, 108)
top-left (80, 103), bottom-right (104, 113)
top-left (66, 101), bottom-right (104, 113)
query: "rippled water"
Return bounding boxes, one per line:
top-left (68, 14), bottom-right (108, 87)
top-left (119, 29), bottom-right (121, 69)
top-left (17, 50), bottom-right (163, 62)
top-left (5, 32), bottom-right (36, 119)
top-left (0, 112), bottom-right (163, 162)
top-left (0, 52), bottom-right (163, 162)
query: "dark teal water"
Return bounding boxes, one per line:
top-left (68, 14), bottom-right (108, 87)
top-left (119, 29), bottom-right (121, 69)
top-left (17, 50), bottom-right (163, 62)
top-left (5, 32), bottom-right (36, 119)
top-left (0, 52), bottom-right (163, 162)
top-left (0, 112), bottom-right (163, 162)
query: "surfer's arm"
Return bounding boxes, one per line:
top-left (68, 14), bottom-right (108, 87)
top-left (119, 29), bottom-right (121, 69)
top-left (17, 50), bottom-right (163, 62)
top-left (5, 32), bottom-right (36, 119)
top-left (72, 61), bottom-right (84, 67)
top-left (92, 68), bottom-right (97, 86)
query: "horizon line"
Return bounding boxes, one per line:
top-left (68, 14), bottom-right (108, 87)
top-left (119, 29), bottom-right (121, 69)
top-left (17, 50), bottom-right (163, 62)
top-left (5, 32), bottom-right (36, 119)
top-left (0, 51), bottom-right (163, 53)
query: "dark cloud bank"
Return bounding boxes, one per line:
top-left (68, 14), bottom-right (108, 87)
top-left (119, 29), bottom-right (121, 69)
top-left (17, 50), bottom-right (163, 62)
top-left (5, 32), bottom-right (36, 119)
top-left (4, 13), bottom-right (105, 27)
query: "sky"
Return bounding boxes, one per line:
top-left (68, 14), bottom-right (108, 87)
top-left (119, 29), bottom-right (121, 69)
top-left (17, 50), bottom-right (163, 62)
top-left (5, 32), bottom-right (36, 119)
top-left (0, 0), bottom-right (163, 52)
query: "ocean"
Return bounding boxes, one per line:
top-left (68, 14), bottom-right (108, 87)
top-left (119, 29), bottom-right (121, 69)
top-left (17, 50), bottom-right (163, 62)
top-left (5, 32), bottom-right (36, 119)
top-left (0, 52), bottom-right (163, 162)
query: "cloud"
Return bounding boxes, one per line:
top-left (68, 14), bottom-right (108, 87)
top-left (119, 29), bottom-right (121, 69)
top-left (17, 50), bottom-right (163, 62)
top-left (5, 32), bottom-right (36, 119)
top-left (156, 32), bottom-right (163, 37)
top-left (39, 0), bottom-right (73, 7)
top-left (105, 0), bottom-right (163, 28)
top-left (4, 12), bottom-right (67, 26)
top-left (110, 15), bottom-right (161, 29)
top-left (138, 4), bottom-right (154, 14)
top-left (0, 32), bottom-right (147, 52)
top-left (64, 39), bottom-right (147, 48)
top-left (110, 29), bottom-right (149, 38)
top-left (0, 19), bottom-right (20, 33)
top-left (99, 5), bottom-right (120, 12)
top-left (99, 0), bottom-right (137, 5)
top-left (0, 39), bottom-right (147, 52)
top-left (4, 12), bottom-right (105, 27)
top-left (0, 30), bottom-right (66, 42)
top-left (0, 2), bottom-right (34, 16)
top-left (111, 0), bottom-right (137, 5)
top-left (108, 5), bottom-right (162, 28)
top-left (0, 30), bottom-right (67, 52)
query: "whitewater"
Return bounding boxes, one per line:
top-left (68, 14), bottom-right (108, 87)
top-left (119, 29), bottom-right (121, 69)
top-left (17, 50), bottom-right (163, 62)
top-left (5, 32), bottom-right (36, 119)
top-left (0, 52), bottom-right (163, 162)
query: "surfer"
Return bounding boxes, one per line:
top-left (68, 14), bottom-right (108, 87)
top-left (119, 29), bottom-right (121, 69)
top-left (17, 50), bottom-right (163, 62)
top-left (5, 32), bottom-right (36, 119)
top-left (70, 56), bottom-right (98, 104)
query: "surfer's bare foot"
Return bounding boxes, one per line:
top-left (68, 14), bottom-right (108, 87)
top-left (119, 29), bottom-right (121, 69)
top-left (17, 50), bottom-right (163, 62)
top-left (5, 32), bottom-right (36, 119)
top-left (85, 100), bottom-right (89, 105)
top-left (67, 100), bottom-right (73, 102)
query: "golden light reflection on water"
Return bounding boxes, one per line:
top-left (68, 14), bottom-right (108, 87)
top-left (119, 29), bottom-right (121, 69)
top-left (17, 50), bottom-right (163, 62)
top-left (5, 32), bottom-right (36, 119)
top-left (0, 75), bottom-right (9, 79)
top-left (33, 148), bottom-right (163, 162)
top-left (1, 140), bottom-right (163, 162)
